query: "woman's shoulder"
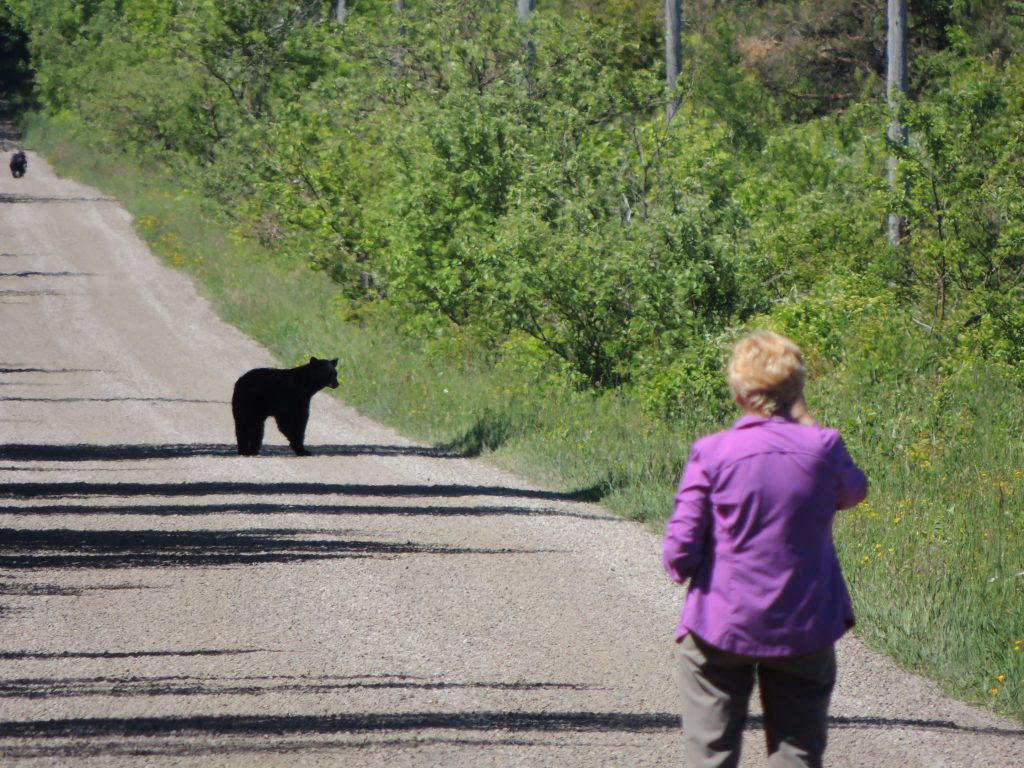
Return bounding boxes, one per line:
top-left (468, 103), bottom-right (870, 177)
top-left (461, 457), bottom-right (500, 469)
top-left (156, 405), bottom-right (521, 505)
top-left (689, 419), bottom-right (755, 464)
top-left (749, 417), bottom-right (849, 456)
top-left (692, 417), bottom-right (848, 458)
top-left (798, 422), bottom-right (859, 468)
top-left (805, 422), bottom-right (844, 446)
top-left (687, 427), bottom-right (728, 466)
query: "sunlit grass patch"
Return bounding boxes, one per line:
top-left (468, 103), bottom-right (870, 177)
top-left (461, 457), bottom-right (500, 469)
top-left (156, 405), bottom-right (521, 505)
top-left (837, 467), bottom-right (1024, 715)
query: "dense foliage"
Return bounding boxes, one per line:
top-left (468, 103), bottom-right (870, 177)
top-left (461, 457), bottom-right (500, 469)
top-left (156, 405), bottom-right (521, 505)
top-left (3, 0), bottom-right (1024, 403)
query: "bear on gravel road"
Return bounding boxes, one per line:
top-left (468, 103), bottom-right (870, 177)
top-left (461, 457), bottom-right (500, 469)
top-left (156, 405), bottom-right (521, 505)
top-left (231, 356), bottom-right (339, 456)
top-left (9, 151), bottom-right (27, 178)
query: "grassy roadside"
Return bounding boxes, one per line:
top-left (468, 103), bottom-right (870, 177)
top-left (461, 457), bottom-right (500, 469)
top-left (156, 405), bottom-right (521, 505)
top-left (22, 114), bottom-right (1024, 722)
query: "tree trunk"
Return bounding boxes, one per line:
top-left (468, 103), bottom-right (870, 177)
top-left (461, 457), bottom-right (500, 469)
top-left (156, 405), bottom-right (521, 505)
top-left (665, 0), bottom-right (683, 121)
top-left (887, 0), bottom-right (908, 245)
top-left (335, 0), bottom-right (346, 24)
top-left (517, 0), bottom-right (533, 25)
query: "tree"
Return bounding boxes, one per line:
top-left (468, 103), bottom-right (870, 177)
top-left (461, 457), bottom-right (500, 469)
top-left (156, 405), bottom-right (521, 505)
top-left (887, 0), bottom-right (908, 245)
top-left (665, 0), bottom-right (682, 121)
top-left (336, 0), bottom-right (346, 24)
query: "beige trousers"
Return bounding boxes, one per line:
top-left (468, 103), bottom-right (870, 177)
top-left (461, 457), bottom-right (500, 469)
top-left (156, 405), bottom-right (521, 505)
top-left (677, 633), bottom-right (837, 768)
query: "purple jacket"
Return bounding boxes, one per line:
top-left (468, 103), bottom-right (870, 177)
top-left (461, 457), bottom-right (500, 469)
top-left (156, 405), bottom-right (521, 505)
top-left (663, 414), bottom-right (868, 656)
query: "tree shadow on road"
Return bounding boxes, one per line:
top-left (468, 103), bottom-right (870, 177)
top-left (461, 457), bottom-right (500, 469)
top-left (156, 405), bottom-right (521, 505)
top-left (0, 480), bottom-right (595, 503)
top-left (0, 673), bottom-right (595, 700)
top-left (0, 443), bottom-right (459, 461)
top-left (0, 710), bottom-right (679, 760)
top-left (0, 271), bottom-right (92, 278)
top-left (0, 289), bottom-right (67, 298)
top-left (3, 708), bottom-right (1003, 742)
top-left (0, 443), bottom-right (613, 502)
top-left (750, 712), bottom-right (1023, 737)
top-left (0, 193), bottom-right (116, 205)
top-left (3, 501), bottom-right (615, 521)
top-left (0, 581), bottom-right (148, 597)
top-left (0, 648), bottom-right (264, 661)
top-left (2, 397), bottom-right (225, 404)
top-left (0, 709), bottom-right (682, 739)
top-left (0, 366), bottom-right (106, 375)
top-left (0, 528), bottom-right (549, 570)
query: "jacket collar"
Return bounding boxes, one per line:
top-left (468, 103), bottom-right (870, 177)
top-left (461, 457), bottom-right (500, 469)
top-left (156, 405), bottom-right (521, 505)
top-left (733, 413), bottom-right (793, 429)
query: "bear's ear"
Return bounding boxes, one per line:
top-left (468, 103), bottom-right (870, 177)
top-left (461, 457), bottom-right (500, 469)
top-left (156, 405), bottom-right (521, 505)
top-left (330, 358), bottom-right (338, 366)
top-left (309, 356), bottom-right (320, 363)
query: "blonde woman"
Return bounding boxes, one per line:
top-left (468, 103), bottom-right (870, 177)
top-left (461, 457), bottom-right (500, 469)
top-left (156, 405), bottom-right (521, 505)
top-left (663, 331), bottom-right (868, 768)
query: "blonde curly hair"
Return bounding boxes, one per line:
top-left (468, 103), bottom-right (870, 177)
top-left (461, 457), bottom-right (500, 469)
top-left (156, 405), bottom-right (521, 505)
top-left (727, 331), bottom-right (807, 419)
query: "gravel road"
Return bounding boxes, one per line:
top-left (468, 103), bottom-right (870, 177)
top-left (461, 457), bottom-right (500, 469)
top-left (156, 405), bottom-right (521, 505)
top-left (1, 149), bottom-right (1021, 767)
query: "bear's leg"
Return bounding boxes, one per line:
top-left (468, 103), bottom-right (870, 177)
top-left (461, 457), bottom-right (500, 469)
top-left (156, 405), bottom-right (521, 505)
top-left (248, 419), bottom-right (265, 455)
top-left (275, 408), bottom-right (310, 456)
top-left (234, 415), bottom-right (265, 456)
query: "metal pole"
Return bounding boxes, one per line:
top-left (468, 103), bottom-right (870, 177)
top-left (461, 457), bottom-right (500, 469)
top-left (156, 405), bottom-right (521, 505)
top-left (665, 0), bottom-right (682, 121)
top-left (887, 0), bottom-right (908, 244)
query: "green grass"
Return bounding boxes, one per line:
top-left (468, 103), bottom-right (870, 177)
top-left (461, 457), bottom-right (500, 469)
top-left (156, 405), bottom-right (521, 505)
top-left (831, 363), bottom-right (1024, 717)
top-left (838, 467), bottom-right (1024, 714)
top-left (23, 114), bottom-right (1024, 722)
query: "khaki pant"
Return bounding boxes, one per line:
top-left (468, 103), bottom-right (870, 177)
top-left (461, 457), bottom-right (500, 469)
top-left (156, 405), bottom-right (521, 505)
top-left (677, 633), bottom-right (836, 768)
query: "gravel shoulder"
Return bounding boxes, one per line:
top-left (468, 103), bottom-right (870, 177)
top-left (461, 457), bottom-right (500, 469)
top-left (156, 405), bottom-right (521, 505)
top-left (1, 151), bottom-right (1021, 767)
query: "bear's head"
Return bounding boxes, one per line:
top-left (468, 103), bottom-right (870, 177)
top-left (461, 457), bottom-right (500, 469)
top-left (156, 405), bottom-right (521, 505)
top-left (309, 357), bottom-right (340, 389)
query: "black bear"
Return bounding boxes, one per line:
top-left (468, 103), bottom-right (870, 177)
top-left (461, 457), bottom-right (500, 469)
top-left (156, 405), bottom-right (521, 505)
top-left (9, 151), bottom-right (27, 178)
top-left (231, 357), bottom-right (339, 456)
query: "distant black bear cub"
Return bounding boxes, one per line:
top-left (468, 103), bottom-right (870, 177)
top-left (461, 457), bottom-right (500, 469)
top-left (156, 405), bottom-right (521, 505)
top-left (9, 151), bottom-right (27, 178)
top-left (232, 357), bottom-right (339, 456)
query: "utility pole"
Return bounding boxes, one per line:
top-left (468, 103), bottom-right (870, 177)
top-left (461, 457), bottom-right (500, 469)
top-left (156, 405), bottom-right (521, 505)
top-left (517, 0), bottom-right (533, 25)
top-left (665, 0), bottom-right (683, 121)
top-left (887, 0), bottom-right (908, 245)
top-left (518, 0), bottom-right (536, 75)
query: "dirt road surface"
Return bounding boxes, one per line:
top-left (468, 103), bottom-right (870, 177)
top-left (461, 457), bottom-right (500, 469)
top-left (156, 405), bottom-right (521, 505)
top-left (1, 150), bottom-right (1021, 767)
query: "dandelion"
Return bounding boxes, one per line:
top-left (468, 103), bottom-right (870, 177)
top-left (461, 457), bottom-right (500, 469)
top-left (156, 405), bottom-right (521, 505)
top-left (1014, 640), bottom-right (1022, 652)
top-left (991, 687), bottom-right (1000, 696)
top-left (997, 675), bottom-right (1006, 683)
